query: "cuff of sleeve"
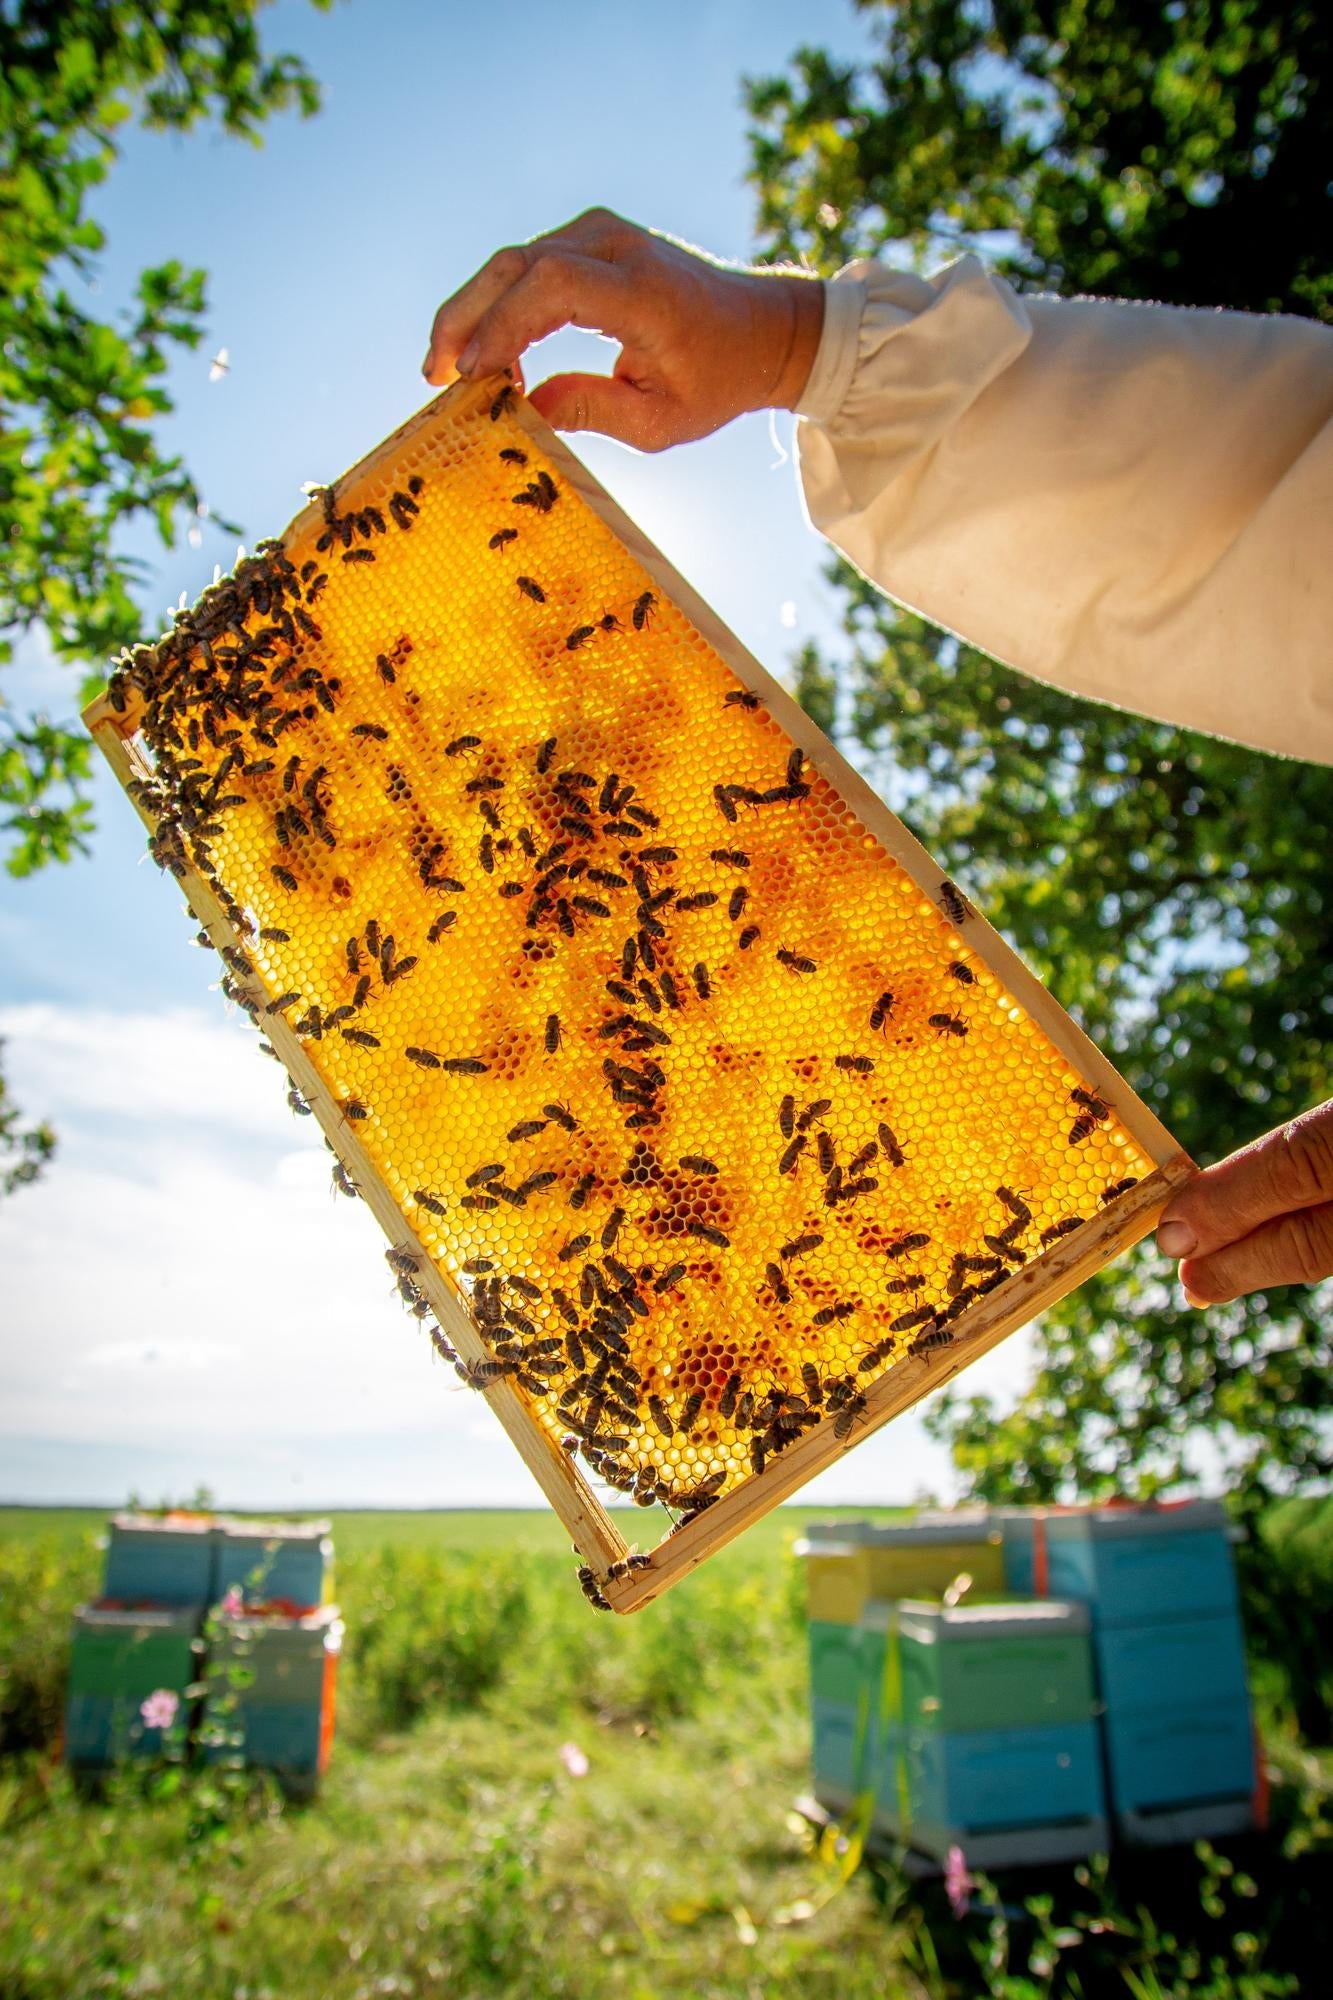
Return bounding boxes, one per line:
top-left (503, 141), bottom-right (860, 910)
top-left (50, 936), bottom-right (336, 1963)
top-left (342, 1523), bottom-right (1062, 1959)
top-left (795, 271), bottom-right (872, 425)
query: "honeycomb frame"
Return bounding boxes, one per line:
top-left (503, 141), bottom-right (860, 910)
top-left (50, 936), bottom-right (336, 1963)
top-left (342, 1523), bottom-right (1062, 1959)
top-left (84, 375), bottom-right (1193, 1613)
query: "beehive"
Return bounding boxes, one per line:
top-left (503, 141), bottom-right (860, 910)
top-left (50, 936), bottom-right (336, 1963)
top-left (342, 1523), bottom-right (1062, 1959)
top-left (84, 375), bottom-right (1193, 1612)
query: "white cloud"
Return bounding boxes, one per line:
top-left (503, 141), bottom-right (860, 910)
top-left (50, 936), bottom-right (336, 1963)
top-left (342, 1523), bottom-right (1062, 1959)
top-left (0, 1003), bottom-right (1038, 1508)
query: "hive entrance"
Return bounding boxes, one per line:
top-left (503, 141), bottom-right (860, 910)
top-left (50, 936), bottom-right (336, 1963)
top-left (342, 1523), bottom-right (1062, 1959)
top-left (85, 377), bottom-right (1191, 1611)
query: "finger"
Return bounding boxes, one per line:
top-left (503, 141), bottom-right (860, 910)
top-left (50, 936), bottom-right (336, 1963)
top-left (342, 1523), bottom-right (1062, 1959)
top-left (457, 253), bottom-right (639, 386)
top-left (423, 242), bottom-right (532, 384)
top-left (528, 370), bottom-right (666, 450)
top-left (1156, 1099), bottom-right (1333, 1261)
top-left (1178, 1198), bottom-right (1333, 1304)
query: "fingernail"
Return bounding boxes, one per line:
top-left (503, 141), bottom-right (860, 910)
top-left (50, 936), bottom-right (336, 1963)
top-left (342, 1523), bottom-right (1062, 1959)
top-left (457, 339), bottom-right (479, 377)
top-left (1157, 1220), bottom-right (1196, 1259)
top-left (1182, 1285), bottom-right (1208, 1310)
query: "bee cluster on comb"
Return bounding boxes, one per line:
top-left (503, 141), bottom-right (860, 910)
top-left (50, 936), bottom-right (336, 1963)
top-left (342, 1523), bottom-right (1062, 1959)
top-left (85, 376), bottom-right (1190, 1612)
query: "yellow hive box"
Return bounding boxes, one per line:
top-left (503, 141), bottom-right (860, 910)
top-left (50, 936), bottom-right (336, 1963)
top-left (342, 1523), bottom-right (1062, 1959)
top-left (797, 1518), bottom-right (1007, 1625)
top-left (84, 377), bottom-right (1192, 1612)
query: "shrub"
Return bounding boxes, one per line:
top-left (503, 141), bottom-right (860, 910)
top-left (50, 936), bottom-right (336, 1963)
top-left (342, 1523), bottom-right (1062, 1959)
top-left (0, 1535), bottom-right (100, 1755)
top-left (338, 1544), bottom-right (530, 1736)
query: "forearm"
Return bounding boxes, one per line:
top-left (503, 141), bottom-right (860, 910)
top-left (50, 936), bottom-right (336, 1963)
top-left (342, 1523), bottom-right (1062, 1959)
top-left (796, 257), bottom-right (1333, 764)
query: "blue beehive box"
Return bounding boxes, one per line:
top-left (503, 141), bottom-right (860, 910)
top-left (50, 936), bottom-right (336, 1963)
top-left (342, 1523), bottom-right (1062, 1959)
top-left (65, 1605), bottom-right (202, 1769)
top-left (1104, 1699), bottom-right (1254, 1814)
top-left (892, 1720), bottom-right (1106, 1850)
top-left (212, 1517), bottom-right (332, 1610)
top-left (996, 1502), bottom-right (1237, 1626)
top-left (201, 1605), bottom-right (341, 1796)
top-left (103, 1512), bottom-right (214, 1608)
top-left (1094, 1611), bottom-right (1249, 1717)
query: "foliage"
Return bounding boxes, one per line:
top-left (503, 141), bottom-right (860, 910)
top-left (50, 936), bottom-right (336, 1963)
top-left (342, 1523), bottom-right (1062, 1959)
top-left (745, 2), bottom-right (1333, 1508)
top-left (339, 1543), bottom-right (532, 1735)
top-left (0, 0), bottom-right (330, 874)
top-left (0, 1531), bottom-right (99, 1753)
top-left (746, 0), bottom-right (1330, 321)
top-left (0, 0), bottom-right (330, 1184)
top-left (0, 1037), bottom-right (56, 1197)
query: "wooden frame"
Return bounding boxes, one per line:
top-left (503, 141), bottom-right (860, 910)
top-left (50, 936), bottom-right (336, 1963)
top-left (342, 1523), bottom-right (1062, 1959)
top-left (85, 377), bottom-right (1194, 1613)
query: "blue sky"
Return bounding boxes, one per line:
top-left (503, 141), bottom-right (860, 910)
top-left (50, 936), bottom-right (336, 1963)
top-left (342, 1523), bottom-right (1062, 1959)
top-left (0, 0), bottom-right (1035, 1510)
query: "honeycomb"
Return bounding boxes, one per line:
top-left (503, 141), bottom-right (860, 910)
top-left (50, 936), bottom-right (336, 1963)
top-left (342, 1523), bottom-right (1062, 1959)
top-left (89, 376), bottom-right (1175, 1596)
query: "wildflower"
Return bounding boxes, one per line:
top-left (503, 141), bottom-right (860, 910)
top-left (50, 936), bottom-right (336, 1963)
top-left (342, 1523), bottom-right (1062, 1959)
top-left (558, 1741), bottom-right (589, 1779)
top-left (139, 1688), bottom-right (180, 1732)
top-left (944, 1844), bottom-right (974, 1919)
top-left (220, 1586), bottom-right (244, 1617)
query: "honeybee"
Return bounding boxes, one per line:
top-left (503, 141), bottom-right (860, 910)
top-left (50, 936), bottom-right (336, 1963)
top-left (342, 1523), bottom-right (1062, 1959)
top-left (835, 1054), bottom-right (875, 1074)
top-left (270, 862), bottom-right (296, 891)
top-left (766, 1261), bottom-right (792, 1305)
top-left (1040, 1217), bottom-right (1082, 1247)
top-left (813, 1301), bottom-right (856, 1327)
top-left (776, 946), bottom-right (817, 976)
top-left (566, 625), bottom-right (596, 651)
top-left (412, 1189), bottom-right (448, 1216)
top-left (781, 1232), bottom-right (822, 1260)
top-left (632, 591), bottom-right (657, 630)
top-left (490, 383), bottom-right (516, 421)
top-left (886, 1231), bottom-right (931, 1259)
top-left (929, 1012), bottom-right (968, 1038)
top-left (737, 924), bottom-right (761, 951)
top-left (687, 1221), bottom-right (729, 1248)
top-left (544, 1013), bottom-right (564, 1055)
top-left (489, 527), bottom-right (519, 552)
top-left (442, 1056), bottom-right (489, 1075)
top-left (723, 689), bottom-right (762, 710)
top-left (778, 1134), bottom-right (807, 1176)
top-left (728, 886), bottom-right (748, 921)
top-left (653, 1262), bottom-right (687, 1294)
top-left (938, 880), bottom-right (970, 926)
top-left (1100, 1177), bottom-right (1140, 1205)
top-left (833, 1391), bottom-right (869, 1440)
top-left (516, 575), bottom-right (546, 603)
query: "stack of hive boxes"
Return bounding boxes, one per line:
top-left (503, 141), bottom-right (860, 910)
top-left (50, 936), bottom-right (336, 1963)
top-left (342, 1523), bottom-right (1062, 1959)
top-left (996, 1502), bottom-right (1256, 1845)
top-left (204, 1517), bottom-right (342, 1798)
top-left (65, 1512), bottom-right (341, 1794)
top-left (800, 1517), bottom-right (1108, 1866)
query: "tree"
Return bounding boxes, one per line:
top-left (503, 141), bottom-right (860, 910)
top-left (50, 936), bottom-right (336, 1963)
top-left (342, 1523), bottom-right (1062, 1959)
top-left (0, 0), bottom-right (330, 1189)
top-left (745, 2), bottom-right (1333, 1511)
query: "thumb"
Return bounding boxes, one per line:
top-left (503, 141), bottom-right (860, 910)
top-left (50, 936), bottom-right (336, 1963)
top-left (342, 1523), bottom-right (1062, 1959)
top-left (528, 371), bottom-right (664, 450)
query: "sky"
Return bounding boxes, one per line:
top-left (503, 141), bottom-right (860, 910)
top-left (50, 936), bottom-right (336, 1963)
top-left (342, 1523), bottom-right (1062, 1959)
top-left (0, 0), bottom-right (1036, 1511)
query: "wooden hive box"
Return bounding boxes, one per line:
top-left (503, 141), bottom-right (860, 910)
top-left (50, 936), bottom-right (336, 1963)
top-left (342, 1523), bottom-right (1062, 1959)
top-left (83, 376), bottom-right (1193, 1613)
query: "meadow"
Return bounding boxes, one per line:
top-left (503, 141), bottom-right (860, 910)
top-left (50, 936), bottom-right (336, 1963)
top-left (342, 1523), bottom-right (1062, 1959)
top-left (1, 1503), bottom-right (1329, 2000)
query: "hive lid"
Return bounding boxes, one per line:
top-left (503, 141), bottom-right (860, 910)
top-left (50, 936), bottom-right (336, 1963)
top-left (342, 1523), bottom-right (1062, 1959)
top-left (84, 375), bottom-right (1192, 1612)
top-left (893, 1597), bottom-right (1092, 1641)
top-left (1047, 1500), bottom-right (1229, 1542)
top-left (214, 1516), bottom-right (333, 1543)
top-left (110, 1512), bottom-right (214, 1537)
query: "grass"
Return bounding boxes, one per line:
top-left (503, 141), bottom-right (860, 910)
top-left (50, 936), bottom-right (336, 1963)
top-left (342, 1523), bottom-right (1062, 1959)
top-left (1, 1506), bottom-right (1329, 1999)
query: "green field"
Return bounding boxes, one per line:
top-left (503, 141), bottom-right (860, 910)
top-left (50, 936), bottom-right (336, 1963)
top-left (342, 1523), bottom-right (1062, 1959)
top-left (1, 1503), bottom-right (1329, 1999)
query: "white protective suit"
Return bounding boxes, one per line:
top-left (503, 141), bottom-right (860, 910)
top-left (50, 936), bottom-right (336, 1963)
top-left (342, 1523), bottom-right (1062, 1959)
top-left (795, 256), bottom-right (1333, 767)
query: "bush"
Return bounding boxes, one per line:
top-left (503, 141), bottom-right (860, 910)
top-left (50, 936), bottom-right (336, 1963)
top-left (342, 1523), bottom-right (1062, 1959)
top-left (1236, 1494), bottom-right (1333, 1744)
top-left (338, 1544), bottom-right (531, 1736)
top-left (0, 1535), bottom-right (100, 1755)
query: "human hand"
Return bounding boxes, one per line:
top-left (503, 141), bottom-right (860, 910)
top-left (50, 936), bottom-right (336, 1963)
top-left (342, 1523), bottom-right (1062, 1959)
top-left (422, 208), bottom-right (824, 452)
top-left (1157, 1098), bottom-right (1333, 1305)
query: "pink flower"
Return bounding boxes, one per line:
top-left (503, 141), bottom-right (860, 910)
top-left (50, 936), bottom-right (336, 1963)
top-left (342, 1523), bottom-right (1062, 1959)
top-left (558, 1741), bottom-right (589, 1779)
top-left (944, 1844), bottom-right (974, 1919)
top-left (139, 1688), bottom-right (180, 1732)
top-left (219, 1586), bottom-right (244, 1617)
